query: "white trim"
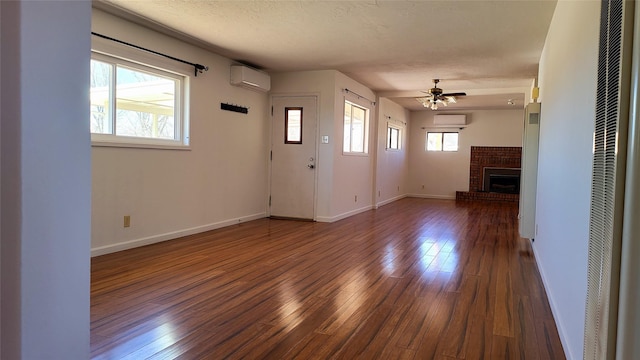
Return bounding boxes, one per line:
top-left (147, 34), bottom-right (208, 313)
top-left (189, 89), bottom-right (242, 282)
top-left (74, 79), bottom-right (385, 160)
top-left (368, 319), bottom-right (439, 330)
top-left (91, 212), bottom-right (266, 257)
top-left (408, 193), bottom-right (456, 200)
top-left (91, 140), bottom-right (191, 151)
top-left (375, 194), bottom-right (407, 208)
top-left (316, 205), bottom-right (374, 223)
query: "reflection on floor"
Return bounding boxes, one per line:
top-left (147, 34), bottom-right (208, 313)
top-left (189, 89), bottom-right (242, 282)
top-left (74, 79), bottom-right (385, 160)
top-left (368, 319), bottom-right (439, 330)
top-left (91, 198), bottom-right (565, 359)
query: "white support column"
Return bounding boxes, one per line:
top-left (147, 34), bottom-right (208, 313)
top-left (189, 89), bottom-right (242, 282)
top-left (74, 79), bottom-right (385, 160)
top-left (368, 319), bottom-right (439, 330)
top-left (1, 1), bottom-right (92, 359)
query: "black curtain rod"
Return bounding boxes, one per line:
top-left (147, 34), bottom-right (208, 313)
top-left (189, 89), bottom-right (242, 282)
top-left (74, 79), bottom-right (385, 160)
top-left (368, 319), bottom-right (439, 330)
top-left (343, 88), bottom-right (376, 106)
top-left (91, 32), bottom-right (209, 77)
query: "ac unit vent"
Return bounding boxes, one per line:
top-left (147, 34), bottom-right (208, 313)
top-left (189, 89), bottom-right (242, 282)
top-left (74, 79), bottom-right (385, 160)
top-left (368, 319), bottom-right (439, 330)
top-left (433, 114), bottom-right (467, 127)
top-left (529, 112), bottom-right (540, 125)
top-left (230, 65), bottom-right (271, 92)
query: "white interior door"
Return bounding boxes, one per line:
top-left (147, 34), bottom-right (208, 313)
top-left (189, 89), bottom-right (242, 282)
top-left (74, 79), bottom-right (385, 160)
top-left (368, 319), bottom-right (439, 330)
top-left (270, 96), bottom-right (317, 220)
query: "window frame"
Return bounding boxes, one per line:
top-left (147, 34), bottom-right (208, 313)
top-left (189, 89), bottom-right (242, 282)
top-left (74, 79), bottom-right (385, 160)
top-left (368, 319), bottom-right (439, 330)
top-left (90, 51), bottom-right (190, 149)
top-left (387, 123), bottom-right (402, 151)
top-left (284, 107), bottom-right (303, 144)
top-left (343, 100), bottom-right (370, 155)
top-left (426, 131), bottom-right (459, 152)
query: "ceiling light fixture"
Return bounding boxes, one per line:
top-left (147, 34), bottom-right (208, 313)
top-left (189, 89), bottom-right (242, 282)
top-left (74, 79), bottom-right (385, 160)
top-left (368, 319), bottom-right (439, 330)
top-left (416, 79), bottom-right (466, 110)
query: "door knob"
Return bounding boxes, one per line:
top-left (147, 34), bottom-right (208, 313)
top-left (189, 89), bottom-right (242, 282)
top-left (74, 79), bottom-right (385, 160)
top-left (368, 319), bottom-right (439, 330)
top-left (307, 164), bottom-right (315, 169)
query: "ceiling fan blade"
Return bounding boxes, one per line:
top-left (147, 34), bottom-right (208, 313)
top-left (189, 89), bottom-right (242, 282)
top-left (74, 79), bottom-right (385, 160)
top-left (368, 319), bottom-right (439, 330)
top-left (441, 92), bottom-right (466, 97)
top-left (415, 97), bottom-right (431, 107)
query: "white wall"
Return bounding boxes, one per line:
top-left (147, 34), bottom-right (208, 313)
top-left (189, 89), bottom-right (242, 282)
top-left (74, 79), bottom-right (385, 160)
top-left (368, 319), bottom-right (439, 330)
top-left (375, 98), bottom-right (410, 206)
top-left (534, 1), bottom-right (599, 358)
top-left (270, 70), bottom-right (377, 222)
top-left (332, 72), bottom-right (377, 219)
top-left (1, 1), bottom-right (92, 358)
top-left (91, 10), bottom-right (270, 255)
top-left (408, 109), bottom-right (523, 199)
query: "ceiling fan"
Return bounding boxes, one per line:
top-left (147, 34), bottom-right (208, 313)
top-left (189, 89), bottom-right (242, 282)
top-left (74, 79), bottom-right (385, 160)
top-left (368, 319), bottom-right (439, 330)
top-left (416, 79), bottom-right (467, 110)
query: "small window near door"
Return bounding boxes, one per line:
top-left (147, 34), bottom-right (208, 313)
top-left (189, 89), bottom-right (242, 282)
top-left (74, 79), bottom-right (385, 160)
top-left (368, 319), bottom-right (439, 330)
top-left (426, 132), bottom-right (459, 151)
top-left (285, 107), bottom-right (303, 144)
top-left (387, 125), bottom-right (401, 150)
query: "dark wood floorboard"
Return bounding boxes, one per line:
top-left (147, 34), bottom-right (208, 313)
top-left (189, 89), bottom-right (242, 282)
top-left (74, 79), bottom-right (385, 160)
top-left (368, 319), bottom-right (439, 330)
top-left (91, 198), bottom-right (565, 359)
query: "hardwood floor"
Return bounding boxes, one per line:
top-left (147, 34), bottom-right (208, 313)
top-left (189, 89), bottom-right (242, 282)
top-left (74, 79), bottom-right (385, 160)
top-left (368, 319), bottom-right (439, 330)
top-left (91, 198), bottom-right (565, 359)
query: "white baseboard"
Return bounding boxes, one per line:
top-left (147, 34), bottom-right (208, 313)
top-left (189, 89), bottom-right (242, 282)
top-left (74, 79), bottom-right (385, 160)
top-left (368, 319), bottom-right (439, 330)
top-left (91, 212), bottom-right (267, 257)
top-left (375, 194), bottom-right (407, 208)
top-left (531, 242), bottom-right (572, 360)
top-left (316, 205), bottom-right (374, 223)
top-left (407, 193), bottom-right (456, 200)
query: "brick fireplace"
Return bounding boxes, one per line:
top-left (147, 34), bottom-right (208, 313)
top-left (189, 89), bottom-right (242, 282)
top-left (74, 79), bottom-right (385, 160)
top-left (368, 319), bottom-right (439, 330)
top-left (456, 146), bottom-right (522, 202)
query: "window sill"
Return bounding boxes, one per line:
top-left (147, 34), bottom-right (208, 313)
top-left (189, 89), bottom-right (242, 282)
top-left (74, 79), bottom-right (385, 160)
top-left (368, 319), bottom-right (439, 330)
top-left (91, 141), bottom-right (191, 151)
top-left (342, 152), bottom-right (369, 157)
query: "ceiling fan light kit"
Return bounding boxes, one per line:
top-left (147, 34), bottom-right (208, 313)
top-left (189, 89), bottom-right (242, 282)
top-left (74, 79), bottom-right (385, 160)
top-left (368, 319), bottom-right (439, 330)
top-left (416, 79), bottom-right (467, 110)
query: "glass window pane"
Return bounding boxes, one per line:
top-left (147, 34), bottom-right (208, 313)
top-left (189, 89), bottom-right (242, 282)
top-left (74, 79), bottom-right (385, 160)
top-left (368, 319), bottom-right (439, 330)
top-left (351, 105), bottom-right (366, 152)
top-left (90, 60), bottom-right (112, 134)
top-left (285, 108), bottom-right (302, 144)
top-left (344, 103), bottom-right (352, 152)
top-left (389, 128), bottom-right (399, 149)
top-left (115, 66), bottom-right (176, 139)
top-left (443, 133), bottom-right (459, 151)
top-left (427, 132), bottom-right (443, 151)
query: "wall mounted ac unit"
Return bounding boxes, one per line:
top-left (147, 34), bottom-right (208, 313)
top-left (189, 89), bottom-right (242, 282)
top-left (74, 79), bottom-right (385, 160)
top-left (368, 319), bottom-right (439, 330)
top-left (230, 65), bottom-right (271, 92)
top-left (433, 114), bottom-right (467, 127)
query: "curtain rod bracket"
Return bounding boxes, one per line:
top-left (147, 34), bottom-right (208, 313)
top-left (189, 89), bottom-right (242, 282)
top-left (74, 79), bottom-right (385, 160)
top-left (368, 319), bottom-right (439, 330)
top-left (195, 64), bottom-right (209, 77)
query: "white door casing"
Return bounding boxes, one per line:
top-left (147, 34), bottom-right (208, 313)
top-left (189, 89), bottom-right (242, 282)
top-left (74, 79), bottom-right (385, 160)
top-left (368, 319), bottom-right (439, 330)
top-left (270, 96), bottom-right (318, 220)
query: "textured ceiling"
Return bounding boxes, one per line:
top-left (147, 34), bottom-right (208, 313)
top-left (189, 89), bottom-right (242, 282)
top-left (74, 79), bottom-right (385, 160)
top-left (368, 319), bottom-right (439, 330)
top-left (97, 0), bottom-right (557, 111)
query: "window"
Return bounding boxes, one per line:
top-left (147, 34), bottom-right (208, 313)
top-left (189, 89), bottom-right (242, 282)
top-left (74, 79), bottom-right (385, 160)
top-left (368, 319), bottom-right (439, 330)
top-left (90, 52), bottom-right (188, 147)
top-left (343, 101), bottom-right (369, 154)
top-left (426, 132), bottom-right (459, 151)
top-left (387, 125), bottom-right (401, 150)
top-left (285, 107), bottom-right (303, 144)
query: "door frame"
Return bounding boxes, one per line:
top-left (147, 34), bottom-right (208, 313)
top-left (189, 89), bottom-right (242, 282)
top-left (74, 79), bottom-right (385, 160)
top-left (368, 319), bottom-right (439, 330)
top-left (268, 93), bottom-right (320, 220)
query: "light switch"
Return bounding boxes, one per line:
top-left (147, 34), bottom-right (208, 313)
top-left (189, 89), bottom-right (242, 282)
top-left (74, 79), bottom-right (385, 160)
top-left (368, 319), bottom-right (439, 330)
top-left (322, 135), bottom-right (329, 144)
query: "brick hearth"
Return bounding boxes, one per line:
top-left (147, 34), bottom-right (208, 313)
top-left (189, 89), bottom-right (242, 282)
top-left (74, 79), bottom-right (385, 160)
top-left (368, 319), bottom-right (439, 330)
top-left (456, 146), bottom-right (522, 203)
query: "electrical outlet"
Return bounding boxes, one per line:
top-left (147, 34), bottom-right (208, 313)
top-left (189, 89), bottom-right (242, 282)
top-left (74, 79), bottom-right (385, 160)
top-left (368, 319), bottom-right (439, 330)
top-left (422, 184), bottom-right (425, 189)
top-left (355, 195), bottom-right (358, 202)
top-left (397, 186), bottom-right (400, 192)
top-left (124, 215), bottom-right (131, 228)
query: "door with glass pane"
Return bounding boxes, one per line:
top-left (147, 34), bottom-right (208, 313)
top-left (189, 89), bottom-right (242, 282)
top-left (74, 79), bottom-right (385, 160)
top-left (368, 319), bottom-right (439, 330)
top-left (270, 96), bottom-right (317, 220)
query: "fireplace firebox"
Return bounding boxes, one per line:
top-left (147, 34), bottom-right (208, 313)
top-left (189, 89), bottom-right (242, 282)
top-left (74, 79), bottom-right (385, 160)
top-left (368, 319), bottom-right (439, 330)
top-left (483, 167), bottom-right (521, 194)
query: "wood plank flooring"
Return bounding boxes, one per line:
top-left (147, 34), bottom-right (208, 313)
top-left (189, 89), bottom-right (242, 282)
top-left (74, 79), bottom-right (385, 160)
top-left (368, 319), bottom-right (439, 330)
top-left (91, 198), bottom-right (566, 359)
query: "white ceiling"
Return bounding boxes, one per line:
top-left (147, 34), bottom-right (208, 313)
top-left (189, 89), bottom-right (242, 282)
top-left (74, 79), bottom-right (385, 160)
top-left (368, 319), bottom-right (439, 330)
top-left (97, 0), bottom-right (557, 111)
